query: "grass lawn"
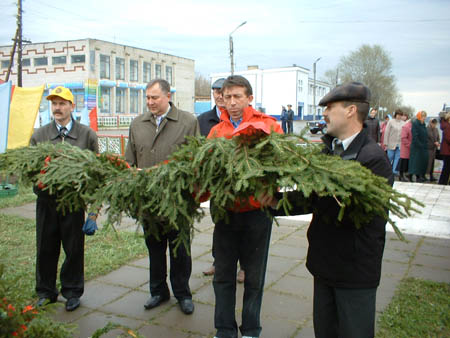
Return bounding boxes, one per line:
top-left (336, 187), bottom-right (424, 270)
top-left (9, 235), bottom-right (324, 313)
top-left (0, 211), bottom-right (148, 305)
top-left (376, 278), bottom-right (450, 337)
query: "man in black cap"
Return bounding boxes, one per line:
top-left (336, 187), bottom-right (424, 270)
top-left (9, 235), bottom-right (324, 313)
top-left (258, 82), bottom-right (393, 338)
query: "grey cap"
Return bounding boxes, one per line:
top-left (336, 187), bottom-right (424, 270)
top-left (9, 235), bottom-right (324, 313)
top-left (212, 78), bottom-right (226, 89)
top-left (319, 82), bottom-right (371, 106)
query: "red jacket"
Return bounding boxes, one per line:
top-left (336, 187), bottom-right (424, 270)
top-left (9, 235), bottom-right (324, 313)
top-left (441, 118), bottom-right (450, 156)
top-left (207, 105), bottom-right (283, 212)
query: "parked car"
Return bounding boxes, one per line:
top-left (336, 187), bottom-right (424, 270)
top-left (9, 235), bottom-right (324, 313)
top-left (307, 119), bottom-right (327, 134)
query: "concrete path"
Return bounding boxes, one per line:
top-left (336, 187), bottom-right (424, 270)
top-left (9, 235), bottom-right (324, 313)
top-left (2, 183), bottom-right (449, 337)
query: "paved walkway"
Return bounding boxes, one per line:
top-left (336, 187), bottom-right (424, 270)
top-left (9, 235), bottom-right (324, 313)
top-left (2, 182), bottom-right (450, 337)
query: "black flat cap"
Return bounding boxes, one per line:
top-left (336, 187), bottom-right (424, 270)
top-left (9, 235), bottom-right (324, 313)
top-left (319, 82), bottom-right (371, 106)
top-left (212, 78), bottom-right (226, 89)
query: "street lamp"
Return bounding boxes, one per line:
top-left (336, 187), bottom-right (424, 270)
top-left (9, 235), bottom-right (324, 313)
top-left (313, 57), bottom-right (321, 121)
top-left (229, 21), bottom-right (247, 75)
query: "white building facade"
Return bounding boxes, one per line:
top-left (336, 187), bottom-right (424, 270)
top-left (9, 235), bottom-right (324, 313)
top-left (0, 39), bottom-right (195, 127)
top-left (211, 65), bottom-right (331, 120)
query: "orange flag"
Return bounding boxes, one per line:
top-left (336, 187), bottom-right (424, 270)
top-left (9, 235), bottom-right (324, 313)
top-left (89, 107), bottom-right (98, 131)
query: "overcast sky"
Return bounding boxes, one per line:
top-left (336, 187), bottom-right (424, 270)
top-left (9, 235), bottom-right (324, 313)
top-left (1, 0), bottom-right (449, 114)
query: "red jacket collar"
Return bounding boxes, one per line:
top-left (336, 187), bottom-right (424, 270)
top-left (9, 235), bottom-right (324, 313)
top-left (219, 105), bottom-right (263, 123)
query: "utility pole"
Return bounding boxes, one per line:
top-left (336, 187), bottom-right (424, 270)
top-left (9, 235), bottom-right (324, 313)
top-left (229, 21), bottom-right (246, 75)
top-left (17, 0), bottom-right (23, 87)
top-left (313, 57), bottom-right (321, 121)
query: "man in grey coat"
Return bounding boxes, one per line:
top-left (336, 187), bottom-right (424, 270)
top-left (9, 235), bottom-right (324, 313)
top-left (30, 86), bottom-right (98, 312)
top-left (125, 78), bottom-right (199, 314)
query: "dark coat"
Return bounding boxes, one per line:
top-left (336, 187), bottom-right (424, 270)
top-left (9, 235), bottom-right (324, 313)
top-left (274, 127), bottom-right (393, 288)
top-left (197, 106), bottom-right (221, 136)
top-left (287, 109), bottom-right (294, 121)
top-left (409, 119), bottom-right (428, 175)
top-left (365, 116), bottom-right (380, 143)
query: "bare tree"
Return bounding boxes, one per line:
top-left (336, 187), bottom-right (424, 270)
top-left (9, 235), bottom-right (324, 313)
top-left (195, 73), bottom-right (211, 97)
top-left (328, 44), bottom-right (402, 114)
top-left (322, 67), bottom-right (340, 88)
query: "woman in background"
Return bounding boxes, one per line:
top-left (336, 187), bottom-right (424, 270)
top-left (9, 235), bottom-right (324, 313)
top-left (409, 111), bottom-right (428, 182)
top-left (383, 110), bottom-right (405, 177)
top-left (426, 118), bottom-right (440, 182)
top-left (399, 114), bottom-right (412, 181)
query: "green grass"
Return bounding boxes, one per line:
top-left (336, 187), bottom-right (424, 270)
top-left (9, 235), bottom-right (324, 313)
top-left (0, 212), bottom-right (148, 305)
top-left (0, 184), bottom-right (36, 209)
top-left (376, 277), bottom-right (450, 337)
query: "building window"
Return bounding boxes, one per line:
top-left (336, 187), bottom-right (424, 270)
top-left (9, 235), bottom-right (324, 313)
top-left (143, 62), bottom-right (151, 82)
top-left (116, 57), bottom-right (125, 80)
top-left (130, 60), bottom-right (138, 81)
top-left (298, 79), bottom-right (303, 92)
top-left (166, 66), bottom-right (173, 85)
top-left (34, 57), bottom-right (48, 66)
top-left (116, 88), bottom-right (126, 114)
top-left (52, 56), bottom-right (66, 65)
top-left (1, 60), bottom-right (10, 68)
top-left (130, 89), bottom-right (139, 114)
top-left (22, 58), bottom-right (30, 67)
top-left (72, 89), bottom-right (85, 111)
top-left (100, 87), bottom-right (111, 113)
top-left (71, 55), bottom-right (85, 63)
top-left (100, 55), bottom-right (110, 79)
top-left (155, 64), bottom-right (161, 78)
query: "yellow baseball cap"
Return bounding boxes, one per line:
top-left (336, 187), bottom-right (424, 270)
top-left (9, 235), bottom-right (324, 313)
top-left (46, 86), bottom-right (74, 103)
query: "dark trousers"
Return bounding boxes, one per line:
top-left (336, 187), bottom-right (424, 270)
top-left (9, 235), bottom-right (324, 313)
top-left (35, 197), bottom-right (85, 300)
top-left (287, 120), bottom-right (294, 133)
top-left (438, 155), bottom-right (450, 185)
top-left (281, 120), bottom-right (287, 134)
top-left (143, 223), bottom-right (192, 300)
top-left (313, 277), bottom-right (377, 338)
top-left (213, 210), bottom-right (272, 338)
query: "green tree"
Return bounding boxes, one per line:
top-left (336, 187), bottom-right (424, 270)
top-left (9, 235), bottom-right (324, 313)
top-left (333, 44), bottom-right (402, 113)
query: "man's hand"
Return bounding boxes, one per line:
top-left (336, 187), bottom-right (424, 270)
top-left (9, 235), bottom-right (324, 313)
top-left (257, 191), bottom-right (278, 208)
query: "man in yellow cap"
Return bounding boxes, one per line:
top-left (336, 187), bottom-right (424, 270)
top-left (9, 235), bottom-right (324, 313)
top-left (30, 86), bottom-right (98, 311)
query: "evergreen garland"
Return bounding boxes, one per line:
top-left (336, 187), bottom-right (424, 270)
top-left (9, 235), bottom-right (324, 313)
top-left (0, 133), bottom-right (423, 250)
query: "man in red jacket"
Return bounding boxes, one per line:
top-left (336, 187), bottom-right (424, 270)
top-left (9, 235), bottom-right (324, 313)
top-left (208, 75), bottom-right (282, 338)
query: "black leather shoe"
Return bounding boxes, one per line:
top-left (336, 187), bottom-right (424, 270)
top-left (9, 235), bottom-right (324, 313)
top-left (65, 297), bottom-right (80, 311)
top-left (178, 298), bottom-right (194, 314)
top-left (144, 295), bottom-right (169, 310)
top-left (36, 296), bottom-right (57, 307)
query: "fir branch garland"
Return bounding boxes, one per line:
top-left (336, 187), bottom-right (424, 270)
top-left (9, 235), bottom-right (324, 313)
top-left (0, 133), bottom-right (423, 251)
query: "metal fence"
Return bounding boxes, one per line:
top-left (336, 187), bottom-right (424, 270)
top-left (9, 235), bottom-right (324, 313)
top-left (98, 135), bottom-right (128, 155)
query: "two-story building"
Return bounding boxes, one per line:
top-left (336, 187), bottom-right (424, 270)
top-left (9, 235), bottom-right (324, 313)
top-left (0, 39), bottom-right (195, 127)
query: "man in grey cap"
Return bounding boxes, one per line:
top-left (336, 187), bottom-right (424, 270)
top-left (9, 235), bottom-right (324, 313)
top-left (198, 78), bottom-right (226, 137)
top-left (258, 82), bottom-right (393, 338)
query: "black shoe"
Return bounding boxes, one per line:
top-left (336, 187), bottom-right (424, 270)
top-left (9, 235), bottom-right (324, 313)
top-left (65, 297), bottom-right (80, 311)
top-left (178, 299), bottom-right (194, 314)
top-left (36, 296), bottom-right (57, 307)
top-left (144, 295), bottom-right (169, 310)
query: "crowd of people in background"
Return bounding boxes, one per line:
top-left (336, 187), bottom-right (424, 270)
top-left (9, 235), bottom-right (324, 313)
top-left (366, 108), bottom-right (450, 185)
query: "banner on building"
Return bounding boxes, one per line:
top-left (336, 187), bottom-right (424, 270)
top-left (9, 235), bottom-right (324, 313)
top-left (0, 81), bottom-right (12, 153)
top-left (7, 85), bottom-right (45, 149)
